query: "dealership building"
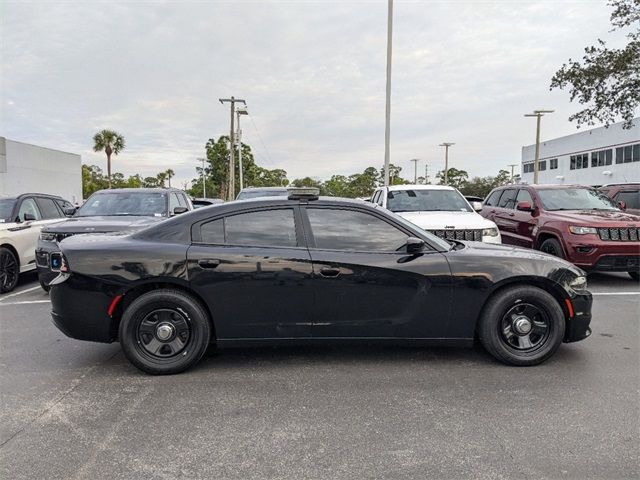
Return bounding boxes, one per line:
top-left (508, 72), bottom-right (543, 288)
top-left (0, 137), bottom-right (82, 203)
top-left (521, 118), bottom-right (639, 186)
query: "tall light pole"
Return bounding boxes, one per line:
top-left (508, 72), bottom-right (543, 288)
top-left (507, 163), bottom-right (518, 183)
top-left (236, 106), bottom-right (249, 191)
top-left (439, 142), bottom-right (454, 185)
top-left (199, 157), bottom-right (207, 198)
top-left (410, 158), bottom-right (419, 184)
top-left (383, 0), bottom-right (393, 186)
top-left (524, 109), bottom-right (554, 184)
top-left (219, 96), bottom-right (246, 200)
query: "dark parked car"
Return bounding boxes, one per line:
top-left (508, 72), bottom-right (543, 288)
top-left (37, 188), bottom-right (193, 290)
top-left (480, 184), bottom-right (640, 280)
top-left (50, 189), bottom-right (592, 374)
top-left (598, 183), bottom-right (640, 216)
top-left (236, 186), bottom-right (287, 200)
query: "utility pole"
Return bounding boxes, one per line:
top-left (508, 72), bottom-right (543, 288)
top-left (410, 158), bottom-right (419, 184)
top-left (524, 109), bottom-right (554, 184)
top-left (508, 163), bottom-right (518, 183)
top-left (198, 157), bottom-right (207, 198)
top-left (383, 0), bottom-right (393, 186)
top-left (425, 163), bottom-right (429, 184)
top-left (439, 143), bottom-right (455, 185)
top-left (219, 96), bottom-right (246, 200)
top-left (236, 106), bottom-right (249, 191)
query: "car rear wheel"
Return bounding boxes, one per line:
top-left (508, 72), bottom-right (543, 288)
top-left (539, 238), bottom-right (565, 259)
top-left (119, 289), bottom-right (211, 375)
top-left (478, 286), bottom-right (565, 366)
top-left (629, 271), bottom-right (639, 281)
top-left (0, 247), bottom-right (19, 293)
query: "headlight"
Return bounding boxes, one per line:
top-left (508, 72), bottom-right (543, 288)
top-left (568, 275), bottom-right (588, 292)
top-left (569, 226), bottom-right (597, 235)
top-left (482, 227), bottom-right (499, 237)
top-left (40, 232), bottom-right (56, 241)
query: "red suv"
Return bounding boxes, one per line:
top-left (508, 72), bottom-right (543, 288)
top-left (598, 183), bottom-right (640, 216)
top-left (481, 184), bottom-right (640, 280)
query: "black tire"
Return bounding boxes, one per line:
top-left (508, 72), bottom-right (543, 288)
top-left (629, 271), bottom-right (639, 281)
top-left (0, 247), bottom-right (20, 294)
top-left (39, 277), bottom-right (50, 293)
top-left (478, 285), bottom-right (565, 366)
top-left (119, 289), bottom-right (211, 375)
top-left (539, 238), bottom-right (565, 259)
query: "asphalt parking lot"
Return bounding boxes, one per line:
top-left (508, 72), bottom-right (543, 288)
top-left (1, 272), bottom-right (638, 479)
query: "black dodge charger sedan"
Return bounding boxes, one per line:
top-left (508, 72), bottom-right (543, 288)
top-left (50, 188), bottom-right (592, 374)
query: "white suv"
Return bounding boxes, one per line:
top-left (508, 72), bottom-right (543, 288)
top-left (371, 185), bottom-right (501, 244)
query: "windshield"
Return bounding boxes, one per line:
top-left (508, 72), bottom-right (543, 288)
top-left (538, 188), bottom-right (619, 211)
top-left (76, 192), bottom-right (167, 217)
top-left (236, 189), bottom-right (287, 200)
top-left (387, 189), bottom-right (472, 213)
top-left (0, 199), bottom-right (17, 222)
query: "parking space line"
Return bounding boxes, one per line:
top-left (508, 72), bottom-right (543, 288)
top-left (0, 300), bottom-right (50, 307)
top-left (0, 286), bottom-right (42, 301)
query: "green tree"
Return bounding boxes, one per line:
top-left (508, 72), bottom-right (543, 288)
top-left (378, 164), bottom-right (407, 186)
top-left (81, 164), bottom-right (109, 198)
top-left (550, 0), bottom-right (639, 129)
top-left (92, 130), bottom-right (125, 188)
top-left (436, 167), bottom-right (469, 190)
top-left (165, 169), bottom-right (175, 187)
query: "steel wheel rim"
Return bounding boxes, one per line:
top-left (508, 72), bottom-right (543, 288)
top-left (0, 251), bottom-right (18, 290)
top-left (500, 302), bottom-right (551, 352)
top-left (136, 308), bottom-right (191, 359)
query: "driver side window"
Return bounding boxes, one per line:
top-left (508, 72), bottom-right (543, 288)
top-left (18, 198), bottom-right (42, 222)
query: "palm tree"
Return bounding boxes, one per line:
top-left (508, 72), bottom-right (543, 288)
top-left (93, 130), bottom-right (125, 188)
top-left (165, 169), bottom-right (175, 188)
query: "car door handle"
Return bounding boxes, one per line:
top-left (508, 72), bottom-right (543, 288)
top-left (319, 267), bottom-right (340, 278)
top-left (198, 259), bottom-right (220, 269)
top-left (509, 212), bottom-right (515, 217)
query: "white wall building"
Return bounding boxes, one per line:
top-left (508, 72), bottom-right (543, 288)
top-left (0, 137), bottom-right (82, 203)
top-left (521, 118), bottom-right (639, 186)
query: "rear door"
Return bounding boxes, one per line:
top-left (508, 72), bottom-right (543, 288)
top-left (302, 205), bottom-right (452, 339)
top-left (187, 206), bottom-right (314, 340)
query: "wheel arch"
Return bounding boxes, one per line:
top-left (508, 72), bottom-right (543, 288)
top-left (111, 279), bottom-right (216, 342)
top-left (0, 243), bottom-right (20, 266)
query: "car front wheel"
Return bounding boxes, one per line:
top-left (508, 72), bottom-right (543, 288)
top-left (478, 285), bottom-right (565, 366)
top-left (119, 289), bottom-right (212, 375)
top-left (539, 238), bottom-right (565, 259)
top-left (0, 247), bottom-right (19, 293)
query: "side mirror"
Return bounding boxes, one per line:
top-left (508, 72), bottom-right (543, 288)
top-left (63, 207), bottom-right (76, 216)
top-left (406, 236), bottom-right (425, 254)
top-left (173, 206), bottom-right (188, 215)
top-left (470, 201), bottom-right (483, 212)
top-left (618, 200), bottom-right (627, 211)
top-left (516, 201), bottom-right (534, 212)
top-left (23, 213), bottom-right (36, 222)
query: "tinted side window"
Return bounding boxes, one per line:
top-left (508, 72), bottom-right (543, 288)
top-left (36, 197), bottom-right (62, 219)
top-left (18, 198), bottom-right (42, 221)
top-left (200, 219), bottom-right (224, 244)
top-left (484, 190), bottom-right (503, 206)
top-left (225, 209), bottom-right (297, 247)
top-left (515, 189), bottom-right (533, 205)
top-left (307, 208), bottom-right (408, 252)
top-left (498, 189), bottom-right (517, 209)
top-left (616, 191), bottom-right (640, 210)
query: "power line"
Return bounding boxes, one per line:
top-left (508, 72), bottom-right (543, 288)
top-left (247, 114), bottom-right (274, 165)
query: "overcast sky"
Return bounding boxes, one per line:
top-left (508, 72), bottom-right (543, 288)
top-left (1, 0), bottom-right (633, 189)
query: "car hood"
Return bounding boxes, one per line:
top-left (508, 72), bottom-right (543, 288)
top-left (41, 215), bottom-right (165, 234)
top-left (395, 211), bottom-right (497, 230)
top-left (544, 209), bottom-right (640, 225)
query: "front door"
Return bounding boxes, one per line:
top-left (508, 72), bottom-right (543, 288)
top-left (188, 207), bottom-right (314, 340)
top-left (302, 206), bottom-right (452, 339)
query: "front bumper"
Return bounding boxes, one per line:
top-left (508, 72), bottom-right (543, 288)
top-left (564, 291), bottom-right (593, 343)
top-left (565, 237), bottom-right (640, 271)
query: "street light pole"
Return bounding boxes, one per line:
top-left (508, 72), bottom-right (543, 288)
top-left (439, 143), bottom-right (454, 185)
top-left (508, 163), bottom-right (518, 183)
top-left (410, 158), bottom-right (419, 184)
top-left (236, 107), bottom-right (249, 191)
top-left (524, 109), bottom-right (554, 184)
top-left (199, 157), bottom-right (207, 198)
top-left (383, 0), bottom-right (393, 186)
top-left (219, 96), bottom-right (246, 200)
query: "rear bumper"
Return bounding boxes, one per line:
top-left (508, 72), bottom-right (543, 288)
top-left (36, 242), bottom-right (62, 287)
top-left (564, 238), bottom-right (640, 271)
top-left (50, 274), bottom-right (117, 343)
top-left (564, 291), bottom-right (593, 343)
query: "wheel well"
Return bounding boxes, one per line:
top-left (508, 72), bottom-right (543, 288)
top-left (475, 278), bottom-right (572, 337)
top-left (111, 282), bottom-right (216, 341)
top-left (0, 244), bottom-right (20, 266)
top-left (536, 232), bottom-right (560, 250)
